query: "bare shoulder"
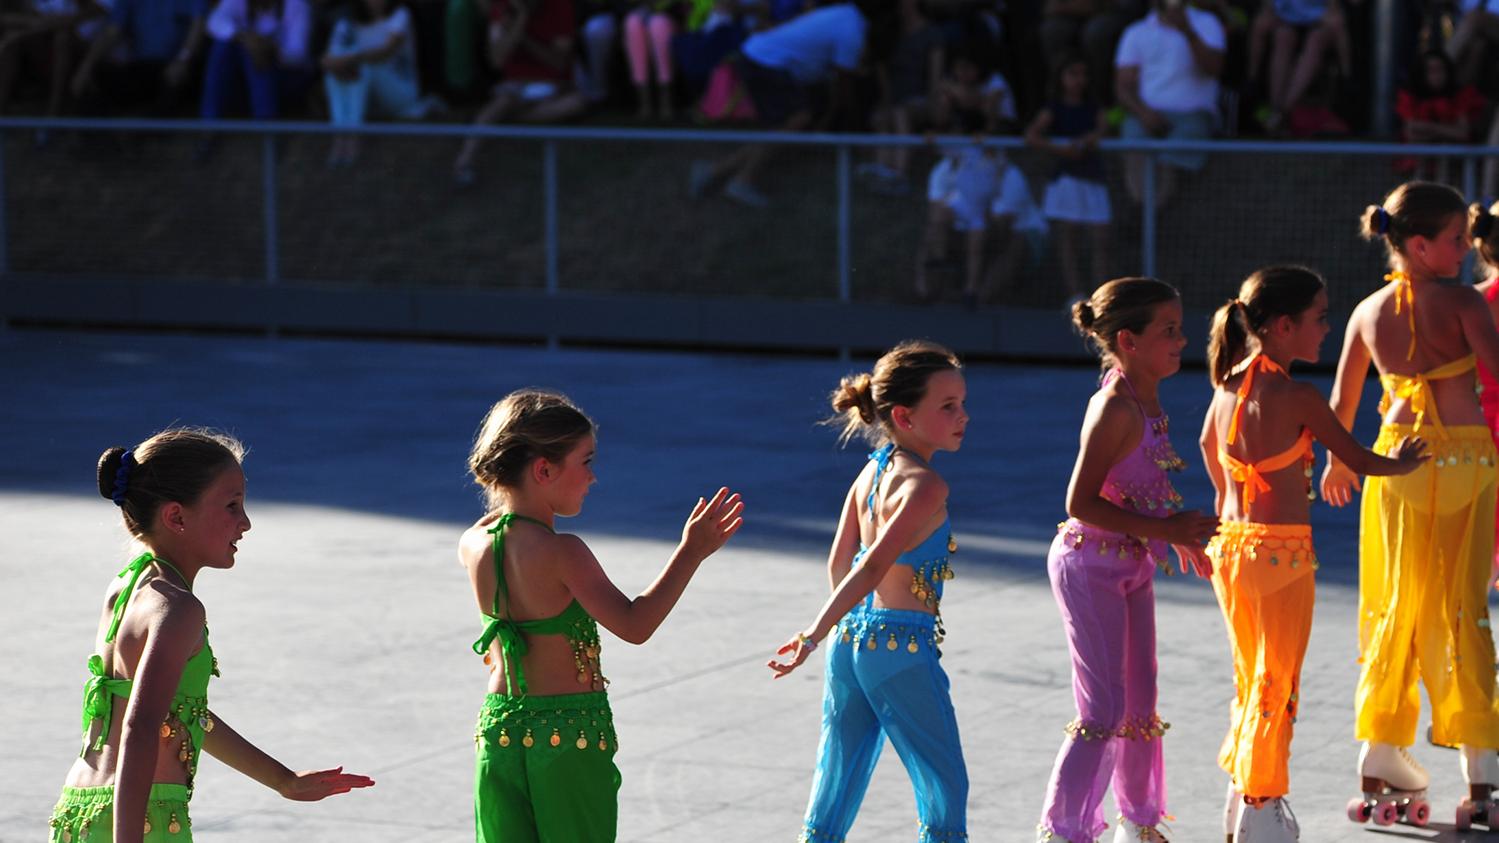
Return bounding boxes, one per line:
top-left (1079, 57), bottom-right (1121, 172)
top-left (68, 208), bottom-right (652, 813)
top-left (1088, 384), bottom-right (1141, 431)
top-left (548, 532), bottom-right (597, 570)
top-left (138, 579), bottom-right (206, 639)
top-left (457, 524), bottom-right (493, 570)
top-left (1437, 281), bottom-right (1486, 311)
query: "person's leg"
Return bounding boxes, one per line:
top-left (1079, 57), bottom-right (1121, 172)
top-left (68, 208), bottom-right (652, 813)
top-left (515, 90), bottom-right (590, 122)
top-left (862, 630), bottom-right (968, 841)
top-left (1268, 22), bottom-right (1297, 112)
top-left (1355, 432), bottom-right (1429, 747)
top-left (1120, 115), bottom-right (1148, 204)
top-left (581, 12), bottom-right (617, 104)
top-left (624, 9), bottom-right (651, 116)
top-left (47, 27), bottom-right (74, 117)
top-left (1056, 220), bottom-right (1081, 299)
top-left (474, 695), bottom-right (543, 843)
top-left (1420, 433), bottom-right (1499, 750)
top-left (803, 619), bottom-right (887, 841)
top-left (982, 216), bottom-right (1019, 300)
top-left (1248, 3), bottom-right (1277, 85)
top-left (961, 227), bottom-right (986, 302)
top-left (1038, 538), bottom-right (1132, 843)
top-left (518, 694), bottom-right (622, 843)
top-left (648, 12), bottom-right (675, 117)
top-left (915, 202), bottom-right (953, 300)
top-left (246, 59), bottom-right (281, 119)
top-left (454, 84), bottom-right (519, 174)
top-left (1087, 221), bottom-right (1109, 293)
top-left (725, 107), bottom-right (812, 197)
top-left (1281, 23), bottom-right (1333, 114)
top-left (200, 39), bottom-right (244, 119)
top-left (1112, 574), bottom-right (1166, 828)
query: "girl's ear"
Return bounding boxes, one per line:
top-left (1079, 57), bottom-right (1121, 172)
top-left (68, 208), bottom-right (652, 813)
top-left (158, 501), bottom-right (186, 535)
top-left (530, 457), bottom-right (552, 486)
top-left (1116, 329), bottom-right (1137, 354)
top-left (891, 406), bottom-right (911, 431)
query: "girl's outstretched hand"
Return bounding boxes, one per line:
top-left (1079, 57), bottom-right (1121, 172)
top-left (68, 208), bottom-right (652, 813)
top-left (277, 766), bottom-right (375, 802)
top-left (1321, 459), bottom-right (1361, 507)
top-left (680, 487), bottom-right (745, 560)
top-left (767, 632), bottom-right (817, 678)
top-left (1173, 543), bottom-right (1213, 578)
top-left (1389, 435), bottom-right (1431, 474)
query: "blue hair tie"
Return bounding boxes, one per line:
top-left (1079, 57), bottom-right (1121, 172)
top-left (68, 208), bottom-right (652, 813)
top-left (111, 450), bottom-right (136, 506)
top-left (1374, 207), bottom-right (1392, 235)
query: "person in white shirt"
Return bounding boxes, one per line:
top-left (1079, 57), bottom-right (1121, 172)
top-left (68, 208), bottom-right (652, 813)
top-left (1114, 0), bottom-right (1225, 207)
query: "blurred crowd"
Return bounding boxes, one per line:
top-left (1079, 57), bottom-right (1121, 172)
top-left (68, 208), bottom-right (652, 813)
top-left (5, 0), bottom-right (1499, 302)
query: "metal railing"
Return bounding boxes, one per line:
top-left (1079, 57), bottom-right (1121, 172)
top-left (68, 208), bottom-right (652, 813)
top-left (2, 116), bottom-right (1498, 302)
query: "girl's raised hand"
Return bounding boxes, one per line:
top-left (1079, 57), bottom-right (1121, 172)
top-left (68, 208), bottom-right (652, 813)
top-left (1162, 510), bottom-right (1219, 546)
top-left (1389, 435), bottom-right (1431, 474)
top-left (1320, 459), bottom-right (1361, 507)
top-left (767, 632), bottom-right (817, 678)
top-left (1173, 543), bottom-right (1213, 578)
top-left (277, 766), bottom-right (375, 802)
top-left (679, 487), bottom-right (744, 561)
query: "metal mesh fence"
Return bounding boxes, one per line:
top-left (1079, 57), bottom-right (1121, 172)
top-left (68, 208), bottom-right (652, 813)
top-left (4, 123), bottom-right (1491, 313)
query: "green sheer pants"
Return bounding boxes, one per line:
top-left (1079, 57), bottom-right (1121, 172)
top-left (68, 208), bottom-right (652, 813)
top-left (474, 691), bottom-right (621, 843)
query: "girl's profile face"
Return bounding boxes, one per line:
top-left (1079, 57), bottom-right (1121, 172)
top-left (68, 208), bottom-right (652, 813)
top-left (901, 369), bottom-right (969, 453)
top-left (1410, 213), bottom-right (1471, 278)
top-left (178, 465), bottom-right (251, 569)
top-left (547, 434), bottom-right (597, 518)
top-left (1121, 298), bottom-right (1186, 378)
top-left (1288, 288), bottom-right (1331, 364)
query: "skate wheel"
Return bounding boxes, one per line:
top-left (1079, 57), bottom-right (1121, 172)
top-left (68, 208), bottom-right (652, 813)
top-left (1373, 801), bottom-right (1400, 826)
top-left (1407, 800), bottom-right (1430, 826)
top-left (1456, 801), bottom-right (1473, 831)
top-left (1347, 798), bottom-right (1371, 823)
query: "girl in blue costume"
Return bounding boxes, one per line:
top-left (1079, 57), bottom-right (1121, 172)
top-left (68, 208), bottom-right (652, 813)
top-left (769, 339), bottom-right (970, 843)
top-left (50, 428), bottom-right (373, 843)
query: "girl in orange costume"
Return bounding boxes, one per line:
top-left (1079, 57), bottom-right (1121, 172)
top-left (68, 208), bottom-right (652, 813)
top-left (1201, 266), bottom-right (1426, 841)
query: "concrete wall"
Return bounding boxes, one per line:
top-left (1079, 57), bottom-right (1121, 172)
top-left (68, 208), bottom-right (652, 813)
top-left (2, 275), bottom-right (1337, 364)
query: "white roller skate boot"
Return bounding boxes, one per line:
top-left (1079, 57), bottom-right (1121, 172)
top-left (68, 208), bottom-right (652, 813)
top-left (1112, 817), bottom-right (1169, 842)
top-left (1233, 796), bottom-right (1299, 842)
top-left (1456, 745), bottom-right (1499, 830)
top-left (1347, 742), bottom-right (1431, 827)
top-left (1224, 781), bottom-right (1241, 843)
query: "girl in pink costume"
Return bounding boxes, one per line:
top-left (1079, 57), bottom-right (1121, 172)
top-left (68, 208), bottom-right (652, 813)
top-left (1037, 277), bottom-right (1218, 843)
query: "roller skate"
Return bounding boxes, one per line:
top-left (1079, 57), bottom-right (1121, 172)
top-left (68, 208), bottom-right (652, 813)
top-left (1113, 817), bottom-right (1169, 842)
top-left (1346, 742), bottom-right (1431, 827)
top-left (1224, 781), bottom-right (1241, 843)
top-left (1455, 745), bottom-right (1499, 830)
top-left (1232, 796), bottom-right (1299, 842)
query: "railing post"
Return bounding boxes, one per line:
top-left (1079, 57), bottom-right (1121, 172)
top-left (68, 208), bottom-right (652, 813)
top-left (262, 133), bottom-right (278, 286)
top-left (1141, 151), bottom-right (1157, 278)
top-left (262, 133), bottom-right (279, 337)
top-left (836, 143), bottom-right (851, 362)
top-left (544, 139), bottom-right (559, 351)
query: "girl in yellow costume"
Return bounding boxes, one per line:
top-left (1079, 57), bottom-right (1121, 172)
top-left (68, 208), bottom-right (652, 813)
top-left (1200, 266), bottom-right (1427, 842)
top-left (50, 429), bottom-right (373, 843)
top-left (1323, 181), bottom-right (1499, 829)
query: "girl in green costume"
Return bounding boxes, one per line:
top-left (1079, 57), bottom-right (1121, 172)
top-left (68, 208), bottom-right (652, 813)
top-left (50, 428), bottom-right (374, 843)
top-left (462, 389), bottom-right (744, 843)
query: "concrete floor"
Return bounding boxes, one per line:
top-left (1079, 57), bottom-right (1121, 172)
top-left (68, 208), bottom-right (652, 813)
top-left (1, 328), bottom-right (1492, 841)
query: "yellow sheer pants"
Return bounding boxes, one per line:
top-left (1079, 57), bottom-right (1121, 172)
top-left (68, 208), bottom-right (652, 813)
top-left (1357, 424), bottom-right (1499, 748)
top-left (1209, 522), bottom-right (1317, 798)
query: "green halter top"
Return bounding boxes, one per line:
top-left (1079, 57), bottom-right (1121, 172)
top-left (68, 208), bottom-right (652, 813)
top-left (80, 553), bottom-right (219, 796)
top-left (470, 514), bottom-right (606, 698)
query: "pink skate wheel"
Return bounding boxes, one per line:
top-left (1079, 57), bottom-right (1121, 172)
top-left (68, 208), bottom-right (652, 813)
top-left (1373, 801), bottom-right (1399, 826)
top-left (1407, 800), bottom-right (1430, 826)
top-left (1347, 798), bottom-right (1371, 823)
top-left (1456, 802), bottom-right (1473, 831)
